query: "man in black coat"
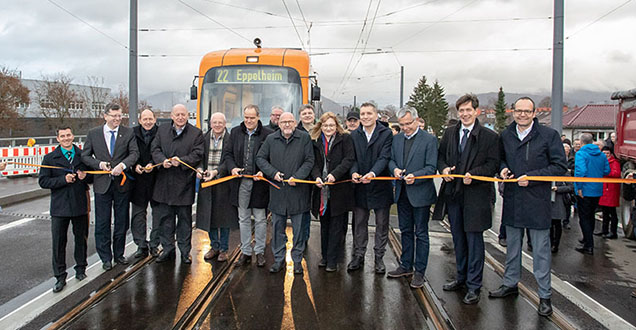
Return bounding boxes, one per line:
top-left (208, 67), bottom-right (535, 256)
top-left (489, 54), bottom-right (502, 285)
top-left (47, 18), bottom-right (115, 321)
top-left (151, 104), bottom-right (205, 264)
top-left (266, 105), bottom-right (283, 131)
top-left (130, 109), bottom-right (160, 258)
top-left (224, 105), bottom-right (273, 267)
top-left (348, 102), bottom-right (393, 273)
top-left (256, 112), bottom-right (314, 274)
top-left (81, 104), bottom-right (139, 270)
top-left (39, 127), bottom-right (91, 293)
top-left (433, 94), bottom-right (500, 304)
top-left (489, 97), bottom-right (567, 317)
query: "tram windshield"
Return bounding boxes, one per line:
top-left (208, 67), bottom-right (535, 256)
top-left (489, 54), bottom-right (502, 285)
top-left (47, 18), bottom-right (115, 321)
top-left (199, 65), bottom-right (303, 131)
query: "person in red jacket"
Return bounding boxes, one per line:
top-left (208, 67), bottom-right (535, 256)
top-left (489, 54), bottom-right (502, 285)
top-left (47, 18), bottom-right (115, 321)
top-left (595, 146), bottom-right (621, 239)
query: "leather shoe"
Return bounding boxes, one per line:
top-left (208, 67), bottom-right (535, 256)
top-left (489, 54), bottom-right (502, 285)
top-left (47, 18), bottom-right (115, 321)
top-left (115, 256), bottom-right (129, 265)
top-left (603, 233), bottom-right (618, 239)
top-left (326, 264), bottom-right (337, 272)
top-left (150, 247), bottom-right (160, 258)
top-left (631, 289), bottom-right (636, 298)
top-left (76, 273), bottom-right (87, 281)
top-left (578, 238), bottom-right (585, 244)
top-left (551, 246), bottom-right (559, 254)
top-left (234, 253), bottom-right (251, 266)
top-left (156, 252), bottom-right (175, 263)
top-left (443, 280), bottom-right (466, 291)
top-left (575, 246), bottom-right (593, 255)
top-left (410, 272), bottom-right (426, 288)
top-left (256, 253), bottom-right (266, 267)
top-left (347, 255), bottom-right (364, 272)
top-left (204, 249), bottom-right (220, 260)
top-left (53, 279), bottom-right (66, 293)
top-left (462, 289), bottom-right (480, 305)
top-left (134, 248), bottom-right (148, 258)
top-left (182, 255), bottom-right (192, 264)
top-left (270, 261), bottom-right (284, 273)
top-left (538, 298), bottom-right (553, 316)
top-left (387, 267), bottom-right (413, 278)
top-left (218, 251), bottom-right (228, 262)
top-left (102, 261), bottom-right (113, 271)
top-left (488, 285), bottom-right (518, 298)
top-left (498, 238), bottom-right (507, 247)
top-left (374, 256), bottom-right (386, 274)
top-left (294, 262), bottom-right (303, 275)
top-left (593, 231), bottom-right (606, 236)
top-left (318, 259), bottom-right (327, 267)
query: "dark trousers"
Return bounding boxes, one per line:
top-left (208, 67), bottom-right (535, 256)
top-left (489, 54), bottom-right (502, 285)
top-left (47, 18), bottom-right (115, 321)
top-left (601, 206), bottom-right (618, 235)
top-left (397, 192), bottom-right (430, 274)
top-left (51, 215), bottom-right (88, 280)
top-left (302, 211), bottom-right (311, 243)
top-left (319, 207), bottom-right (347, 266)
top-left (352, 206), bottom-right (389, 258)
top-left (447, 200), bottom-right (484, 290)
top-left (271, 212), bottom-right (306, 263)
top-left (153, 203), bottom-right (193, 257)
top-left (577, 196), bottom-right (600, 249)
top-left (94, 185), bottom-right (130, 262)
top-left (131, 200), bottom-right (160, 250)
top-left (550, 219), bottom-right (562, 248)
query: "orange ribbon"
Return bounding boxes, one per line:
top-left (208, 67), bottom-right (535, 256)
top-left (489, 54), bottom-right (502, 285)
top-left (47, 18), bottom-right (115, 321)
top-left (200, 174), bottom-right (280, 190)
top-left (8, 161), bottom-right (127, 186)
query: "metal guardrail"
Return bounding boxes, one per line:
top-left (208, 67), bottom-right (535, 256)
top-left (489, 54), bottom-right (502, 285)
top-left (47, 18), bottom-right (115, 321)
top-left (0, 135), bottom-right (86, 148)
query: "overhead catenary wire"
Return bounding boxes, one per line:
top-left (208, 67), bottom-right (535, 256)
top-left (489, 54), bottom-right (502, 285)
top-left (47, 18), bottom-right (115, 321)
top-left (295, 0), bottom-right (311, 30)
top-left (178, 0), bottom-right (252, 44)
top-left (281, 0), bottom-right (305, 49)
top-left (566, 0), bottom-right (633, 40)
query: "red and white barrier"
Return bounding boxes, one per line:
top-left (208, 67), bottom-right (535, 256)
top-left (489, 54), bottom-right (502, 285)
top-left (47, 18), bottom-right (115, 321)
top-left (0, 143), bottom-right (84, 177)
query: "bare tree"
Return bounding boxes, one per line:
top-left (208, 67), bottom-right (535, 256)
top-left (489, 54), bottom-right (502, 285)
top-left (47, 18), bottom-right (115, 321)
top-left (81, 76), bottom-right (110, 118)
top-left (0, 67), bottom-right (30, 136)
top-left (110, 85), bottom-right (129, 114)
top-left (35, 73), bottom-right (82, 128)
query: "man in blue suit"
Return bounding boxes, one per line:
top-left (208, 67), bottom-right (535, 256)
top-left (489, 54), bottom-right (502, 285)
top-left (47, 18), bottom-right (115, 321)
top-left (387, 106), bottom-right (438, 288)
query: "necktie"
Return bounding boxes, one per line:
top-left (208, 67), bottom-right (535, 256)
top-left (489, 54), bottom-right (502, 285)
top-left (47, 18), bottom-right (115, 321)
top-left (460, 128), bottom-right (469, 153)
top-left (110, 130), bottom-right (116, 157)
top-left (66, 150), bottom-right (73, 163)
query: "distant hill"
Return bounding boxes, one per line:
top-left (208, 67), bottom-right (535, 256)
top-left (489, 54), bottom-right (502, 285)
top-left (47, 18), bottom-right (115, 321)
top-left (447, 90), bottom-right (617, 109)
top-left (143, 91), bottom-right (197, 112)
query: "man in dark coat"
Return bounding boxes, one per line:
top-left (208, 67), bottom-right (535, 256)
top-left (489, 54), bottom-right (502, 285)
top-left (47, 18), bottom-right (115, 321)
top-left (489, 97), bottom-right (567, 318)
top-left (81, 103), bottom-right (139, 270)
top-left (433, 94), bottom-right (500, 304)
top-left (224, 105), bottom-right (273, 267)
top-left (256, 112), bottom-right (314, 274)
top-left (196, 112), bottom-right (237, 263)
top-left (130, 109), bottom-right (160, 258)
top-left (348, 102), bottom-right (393, 273)
top-left (151, 104), bottom-right (205, 264)
top-left (387, 106), bottom-right (438, 288)
top-left (266, 105), bottom-right (283, 131)
top-left (39, 127), bottom-right (91, 293)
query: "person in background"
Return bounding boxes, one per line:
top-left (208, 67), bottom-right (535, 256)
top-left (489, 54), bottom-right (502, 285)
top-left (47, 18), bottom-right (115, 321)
top-left (572, 139), bottom-right (582, 154)
top-left (562, 143), bottom-right (574, 230)
top-left (594, 146), bottom-right (620, 239)
top-left (346, 111), bottom-right (360, 132)
top-left (266, 106), bottom-right (283, 131)
top-left (296, 104), bottom-right (316, 245)
top-left (417, 117), bottom-right (426, 131)
top-left (550, 178), bottom-right (573, 253)
top-left (391, 124), bottom-right (401, 136)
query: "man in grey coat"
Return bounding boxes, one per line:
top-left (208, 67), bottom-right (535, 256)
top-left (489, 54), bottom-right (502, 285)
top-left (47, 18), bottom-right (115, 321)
top-left (256, 112), bottom-right (314, 275)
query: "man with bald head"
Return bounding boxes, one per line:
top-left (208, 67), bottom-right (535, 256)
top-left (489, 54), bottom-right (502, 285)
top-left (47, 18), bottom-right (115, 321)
top-left (130, 108), bottom-right (160, 258)
top-left (151, 104), bottom-right (204, 264)
top-left (257, 111), bottom-right (314, 274)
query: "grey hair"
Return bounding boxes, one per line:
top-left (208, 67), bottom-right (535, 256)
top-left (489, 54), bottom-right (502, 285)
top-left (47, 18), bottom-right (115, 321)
top-left (580, 133), bottom-right (594, 145)
top-left (396, 106), bottom-right (419, 119)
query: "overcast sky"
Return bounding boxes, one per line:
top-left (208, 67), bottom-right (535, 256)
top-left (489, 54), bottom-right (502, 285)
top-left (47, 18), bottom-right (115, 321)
top-left (1, 0), bottom-right (635, 107)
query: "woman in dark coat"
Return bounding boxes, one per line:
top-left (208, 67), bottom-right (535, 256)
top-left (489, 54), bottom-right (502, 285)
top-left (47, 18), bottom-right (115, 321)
top-left (310, 112), bottom-right (355, 271)
top-left (550, 180), bottom-right (573, 253)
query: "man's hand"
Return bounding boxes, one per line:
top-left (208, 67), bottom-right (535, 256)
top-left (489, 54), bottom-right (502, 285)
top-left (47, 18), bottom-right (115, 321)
top-left (404, 173), bottom-right (415, 185)
top-left (551, 186), bottom-right (558, 191)
top-left (231, 168), bottom-right (244, 176)
top-left (274, 172), bottom-right (284, 182)
top-left (517, 174), bottom-right (529, 187)
top-left (253, 171), bottom-right (263, 181)
top-left (65, 173), bottom-right (76, 183)
top-left (99, 161), bottom-right (111, 171)
top-left (626, 172), bottom-right (634, 180)
top-left (170, 156), bottom-right (180, 167)
top-left (77, 170), bottom-right (86, 180)
top-left (111, 163), bottom-right (124, 176)
top-left (288, 176), bottom-right (296, 186)
top-left (162, 159), bottom-right (172, 168)
top-left (316, 177), bottom-right (324, 188)
top-left (135, 164), bottom-right (144, 174)
top-left (393, 168), bottom-right (405, 179)
top-left (442, 166), bottom-right (456, 182)
top-left (361, 172), bottom-right (375, 184)
top-left (326, 174), bottom-right (336, 183)
top-left (196, 168), bottom-right (204, 180)
top-left (578, 189), bottom-right (583, 198)
top-left (203, 170), bottom-right (217, 182)
top-left (463, 172), bottom-right (472, 185)
top-left (144, 163), bottom-right (154, 173)
top-left (0, 161), bottom-right (6, 171)
top-left (352, 172), bottom-right (362, 184)
top-left (500, 168), bottom-right (514, 179)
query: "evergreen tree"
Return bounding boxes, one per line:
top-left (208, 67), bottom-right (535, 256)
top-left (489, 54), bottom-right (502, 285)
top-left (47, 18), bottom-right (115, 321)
top-left (407, 76), bottom-right (430, 121)
top-left (428, 81), bottom-right (449, 137)
top-left (495, 86), bottom-right (507, 132)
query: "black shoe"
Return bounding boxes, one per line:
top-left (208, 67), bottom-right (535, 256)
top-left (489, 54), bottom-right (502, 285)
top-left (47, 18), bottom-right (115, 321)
top-left (256, 254), bottom-right (266, 267)
top-left (374, 256), bottom-right (386, 274)
top-left (326, 264), bottom-right (337, 272)
top-left (134, 248), bottom-right (148, 258)
top-left (347, 255), bottom-right (364, 272)
top-left (156, 252), bottom-right (175, 263)
top-left (593, 231), bottom-right (606, 236)
top-left (318, 259), bottom-right (327, 267)
top-left (578, 238), bottom-right (585, 244)
top-left (53, 279), bottom-right (66, 293)
top-left (538, 298), bottom-right (553, 316)
top-left (150, 247), bottom-right (160, 258)
top-left (410, 272), bottom-right (426, 288)
top-left (102, 261), bottom-right (113, 271)
top-left (181, 255), bottom-right (192, 264)
top-left (564, 223), bottom-right (571, 230)
top-left (575, 246), bottom-right (593, 255)
top-left (462, 289), bottom-right (480, 305)
top-left (270, 261), bottom-right (284, 273)
top-left (488, 285), bottom-right (518, 298)
top-left (115, 256), bottom-right (129, 265)
top-left (603, 233), bottom-right (618, 239)
top-left (76, 273), bottom-right (87, 281)
top-left (443, 280), bottom-right (466, 291)
top-left (632, 289), bottom-right (636, 298)
top-left (499, 238), bottom-right (507, 247)
top-left (551, 246), bottom-right (559, 254)
top-left (387, 267), bottom-right (414, 278)
top-left (234, 253), bottom-right (251, 266)
top-left (294, 262), bottom-right (303, 275)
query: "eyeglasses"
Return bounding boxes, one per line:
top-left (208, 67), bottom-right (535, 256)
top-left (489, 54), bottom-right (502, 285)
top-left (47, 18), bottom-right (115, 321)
top-left (322, 124), bottom-right (336, 128)
top-left (107, 114), bottom-right (122, 118)
top-left (279, 120), bottom-right (295, 125)
top-left (513, 109), bottom-right (534, 115)
top-left (398, 120), bottom-right (415, 127)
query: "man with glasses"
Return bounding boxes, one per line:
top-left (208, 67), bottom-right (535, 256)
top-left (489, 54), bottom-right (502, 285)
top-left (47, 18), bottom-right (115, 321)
top-left (266, 106), bottom-right (283, 131)
top-left (82, 104), bottom-right (139, 270)
top-left (489, 97), bottom-right (566, 317)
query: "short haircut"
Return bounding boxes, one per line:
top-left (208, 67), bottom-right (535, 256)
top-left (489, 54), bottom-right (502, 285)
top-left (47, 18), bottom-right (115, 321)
top-left (104, 103), bottom-right (121, 115)
top-left (271, 105), bottom-right (284, 112)
top-left (56, 126), bottom-right (73, 136)
top-left (139, 108), bottom-right (155, 118)
top-left (580, 133), bottom-right (594, 145)
top-left (391, 124), bottom-right (401, 132)
top-left (244, 104), bottom-right (260, 116)
top-left (396, 106), bottom-right (419, 119)
top-left (299, 104), bottom-right (314, 113)
top-left (359, 102), bottom-right (377, 112)
top-left (455, 93), bottom-right (479, 109)
top-left (513, 97), bottom-right (536, 111)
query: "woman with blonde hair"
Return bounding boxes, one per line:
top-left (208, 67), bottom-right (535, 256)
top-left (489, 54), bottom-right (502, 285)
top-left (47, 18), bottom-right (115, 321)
top-left (310, 112), bottom-right (355, 271)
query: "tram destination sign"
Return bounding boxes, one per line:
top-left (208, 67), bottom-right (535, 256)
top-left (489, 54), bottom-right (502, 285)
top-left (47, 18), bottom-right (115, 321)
top-left (214, 67), bottom-right (289, 84)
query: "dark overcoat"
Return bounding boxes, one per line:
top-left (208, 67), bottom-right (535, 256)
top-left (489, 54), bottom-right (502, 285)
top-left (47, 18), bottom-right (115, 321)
top-left (256, 129), bottom-right (314, 216)
top-left (223, 121), bottom-right (273, 209)
top-left (350, 121), bottom-right (394, 209)
top-left (432, 120), bottom-right (500, 232)
top-left (195, 130), bottom-right (238, 231)
top-left (151, 122), bottom-right (205, 206)
top-left (500, 118), bottom-right (567, 230)
top-left (310, 132), bottom-right (355, 218)
top-left (39, 145), bottom-right (91, 217)
top-left (130, 124), bottom-right (158, 206)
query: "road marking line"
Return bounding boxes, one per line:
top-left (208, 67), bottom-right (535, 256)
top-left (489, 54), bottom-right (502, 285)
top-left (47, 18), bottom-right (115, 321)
top-left (0, 218), bottom-right (36, 233)
top-left (41, 211), bottom-right (49, 215)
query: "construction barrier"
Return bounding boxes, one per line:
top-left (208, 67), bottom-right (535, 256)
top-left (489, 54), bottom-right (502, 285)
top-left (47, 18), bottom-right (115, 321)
top-left (0, 144), bottom-right (83, 177)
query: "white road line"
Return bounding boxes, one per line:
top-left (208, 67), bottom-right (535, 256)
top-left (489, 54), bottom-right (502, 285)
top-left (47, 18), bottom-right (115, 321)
top-left (41, 211), bottom-right (50, 215)
top-left (484, 229), bottom-right (635, 330)
top-left (0, 218), bottom-right (36, 233)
